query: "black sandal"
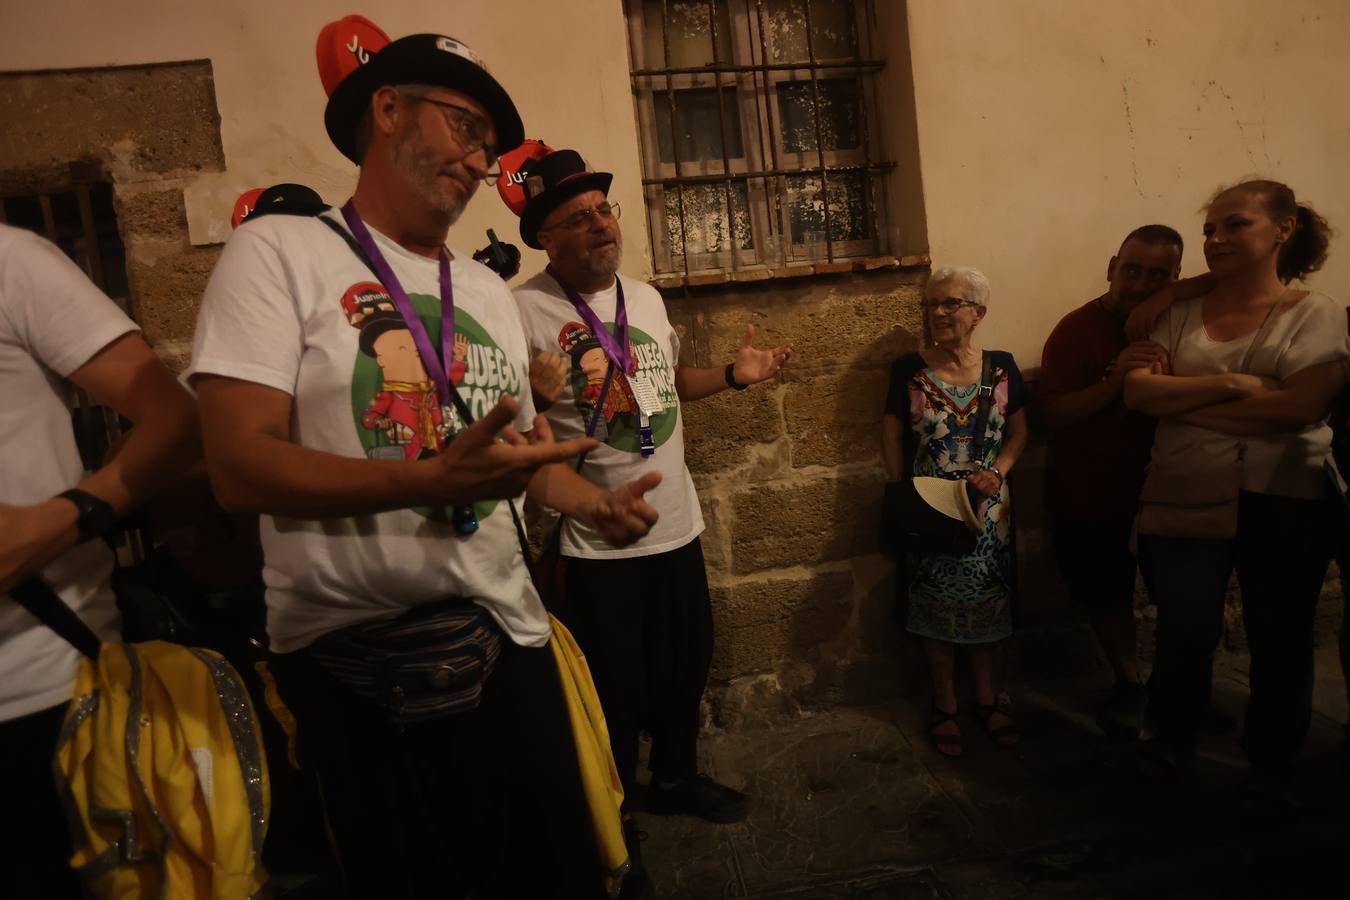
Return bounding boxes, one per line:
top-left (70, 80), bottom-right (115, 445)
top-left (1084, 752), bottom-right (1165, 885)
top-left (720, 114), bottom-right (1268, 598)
top-left (929, 705), bottom-right (964, 758)
top-left (972, 692), bottom-right (1022, 749)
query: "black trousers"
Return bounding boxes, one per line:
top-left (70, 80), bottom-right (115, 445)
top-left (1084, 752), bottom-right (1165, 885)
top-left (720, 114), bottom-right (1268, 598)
top-left (561, 538), bottom-right (714, 810)
top-left (1053, 513), bottom-right (1143, 614)
top-left (1143, 490), bottom-right (1337, 771)
top-left (271, 629), bottom-right (603, 900)
top-left (0, 703), bottom-right (81, 899)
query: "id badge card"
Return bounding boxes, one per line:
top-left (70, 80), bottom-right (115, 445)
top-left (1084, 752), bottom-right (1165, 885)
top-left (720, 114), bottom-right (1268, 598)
top-left (629, 371), bottom-right (665, 417)
top-left (638, 412), bottom-right (655, 457)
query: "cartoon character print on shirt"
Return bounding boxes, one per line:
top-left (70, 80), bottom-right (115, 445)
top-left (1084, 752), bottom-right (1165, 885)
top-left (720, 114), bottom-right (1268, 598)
top-left (558, 320), bottom-right (677, 453)
top-left (342, 282), bottom-right (522, 523)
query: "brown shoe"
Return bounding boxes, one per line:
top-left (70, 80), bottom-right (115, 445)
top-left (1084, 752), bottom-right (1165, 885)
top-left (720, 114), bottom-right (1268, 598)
top-left (929, 705), bottom-right (964, 758)
top-left (972, 692), bottom-right (1022, 749)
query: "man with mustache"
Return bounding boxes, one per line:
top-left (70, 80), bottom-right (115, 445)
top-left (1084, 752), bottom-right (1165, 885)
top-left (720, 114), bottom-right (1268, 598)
top-left (1038, 225), bottom-right (1182, 740)
top-left (511, 149), bottom-right (793, 892)
top-left (188, 20), bottom-right (658, 898)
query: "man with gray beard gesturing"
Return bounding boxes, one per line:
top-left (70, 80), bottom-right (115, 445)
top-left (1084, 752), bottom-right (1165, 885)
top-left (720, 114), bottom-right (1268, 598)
top-left (511, 149), bottom-right (794, 887)
top-left (189, 18), bottom-right (659, 898)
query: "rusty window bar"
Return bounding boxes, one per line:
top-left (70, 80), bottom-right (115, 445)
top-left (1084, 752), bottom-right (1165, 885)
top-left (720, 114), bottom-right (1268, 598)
top-left (641, 160), bottom-right (894, 186)
top-left (754, 0), bottom-right (785, 268)
top-left (743, 0), bottom-right (779, 258)
top-left (803, 0), bottom-right (833, 262)
top-left (630, 58), bottom-right (882, 76)
top-left (706, 0), bottom-right (739, 273)
top-left (848, 2), bottom-right (878, 257)
top-left (658, 0), bottom-right (692, 279)
top-left (76, 185), bottom-right (106, 290)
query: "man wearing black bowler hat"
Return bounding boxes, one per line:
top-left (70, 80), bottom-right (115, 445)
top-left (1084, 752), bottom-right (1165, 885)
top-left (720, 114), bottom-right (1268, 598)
top-left (189, 17), bottom-right (659, 898)
top-left (512, 149), bottom-right (794, 845)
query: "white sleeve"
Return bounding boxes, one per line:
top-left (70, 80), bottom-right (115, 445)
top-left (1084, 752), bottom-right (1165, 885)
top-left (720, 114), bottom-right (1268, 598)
top-left (497, 282), bottom-right (536, 432)
top-left (1148, 304), bottom-right (1177, 360)
top-left (0, 229), bottom-right (137, 377)
top-left (1277, 293), bottom-right (1350, 379)
top-left (187, 225), bottom-right (304, 394)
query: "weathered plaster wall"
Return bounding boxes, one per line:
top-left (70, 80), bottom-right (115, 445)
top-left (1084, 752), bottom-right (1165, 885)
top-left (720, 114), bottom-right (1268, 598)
top-left (906, 0), bottom-right (1350, 366)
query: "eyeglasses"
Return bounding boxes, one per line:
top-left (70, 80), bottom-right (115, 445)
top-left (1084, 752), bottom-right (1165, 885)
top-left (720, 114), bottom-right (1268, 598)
top-left (541, 201), bottom-right (622, 233)
top-left (405, 94), bottom-right (502, 182)
top-left (920, 298), bottom-right (982, 315)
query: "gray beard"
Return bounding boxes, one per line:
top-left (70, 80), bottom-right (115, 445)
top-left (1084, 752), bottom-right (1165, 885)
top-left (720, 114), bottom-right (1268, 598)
top-left (583, 245), bottom-right (622, 281)
top-left (393, 132), bottom-right (466, 225)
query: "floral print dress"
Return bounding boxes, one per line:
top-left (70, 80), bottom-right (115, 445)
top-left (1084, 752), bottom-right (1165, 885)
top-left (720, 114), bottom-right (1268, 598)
top-left (884, 350), bottom-right (1027, 644)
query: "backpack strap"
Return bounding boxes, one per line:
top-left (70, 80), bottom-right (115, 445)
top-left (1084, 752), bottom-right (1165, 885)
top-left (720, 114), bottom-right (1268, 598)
top-left (893, 352), bottom-right (924, 481)
top-left (9, 578), bottom-right (102, 660)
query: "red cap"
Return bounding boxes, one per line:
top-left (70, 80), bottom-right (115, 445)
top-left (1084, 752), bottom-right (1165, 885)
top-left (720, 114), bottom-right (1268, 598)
top-left (496, 139), bottom-right (555, 216)
top-left (316, 14), bottom-right (391, 98)
top-left (231, 188), bottom-right (266, 229)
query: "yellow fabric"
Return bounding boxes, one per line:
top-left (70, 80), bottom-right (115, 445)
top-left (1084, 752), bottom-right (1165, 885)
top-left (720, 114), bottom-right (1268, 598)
top-left (56, 641), bottom-right (270, 899)
top-left (548, 615), bottom-right (629, 897)
top-left (254, 660), bottom-right (300, 770)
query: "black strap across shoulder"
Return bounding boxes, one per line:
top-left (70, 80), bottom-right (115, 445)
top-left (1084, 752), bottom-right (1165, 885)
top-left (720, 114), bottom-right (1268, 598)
top-left (9, 578), bottom-right (102, 660)
top-left (969, 351), bottom-right (995, 470)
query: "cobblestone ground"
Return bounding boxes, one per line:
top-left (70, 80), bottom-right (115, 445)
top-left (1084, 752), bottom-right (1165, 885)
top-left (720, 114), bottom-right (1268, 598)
top-left (634, 647), bottom-right (1350, 899)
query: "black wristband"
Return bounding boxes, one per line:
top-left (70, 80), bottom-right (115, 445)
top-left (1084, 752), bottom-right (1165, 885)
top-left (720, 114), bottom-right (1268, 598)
top-left (57, 489), bottom-right (116, 543)
top-left (725, 362), bottom-right (748, 391)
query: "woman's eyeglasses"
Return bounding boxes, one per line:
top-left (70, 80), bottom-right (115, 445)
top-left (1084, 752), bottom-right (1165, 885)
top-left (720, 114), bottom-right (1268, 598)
top-left (921, 298), bottom-right (981, 315)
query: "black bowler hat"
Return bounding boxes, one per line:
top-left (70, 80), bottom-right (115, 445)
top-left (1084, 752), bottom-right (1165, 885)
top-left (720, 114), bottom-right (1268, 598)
top-left (322, 30), bottom-right (524, 165)
top-left (517, 150), bottom-right (613, 250)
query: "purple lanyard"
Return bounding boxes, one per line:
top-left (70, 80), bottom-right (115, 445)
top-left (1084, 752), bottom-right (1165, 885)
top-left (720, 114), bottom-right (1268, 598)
top-left (341, 201), bottom-right (456, 406)
top-left (547, 265), bottom-right (630, 373)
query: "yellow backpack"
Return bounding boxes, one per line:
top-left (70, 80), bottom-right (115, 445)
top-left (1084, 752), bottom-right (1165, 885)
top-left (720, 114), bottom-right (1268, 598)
top-left (13, 579), bottom-right (271, 898)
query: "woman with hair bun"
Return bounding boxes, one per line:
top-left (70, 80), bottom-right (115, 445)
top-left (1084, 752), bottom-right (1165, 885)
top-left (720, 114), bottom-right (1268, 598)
top-left (1124, 179), bottom-right (1347, 809)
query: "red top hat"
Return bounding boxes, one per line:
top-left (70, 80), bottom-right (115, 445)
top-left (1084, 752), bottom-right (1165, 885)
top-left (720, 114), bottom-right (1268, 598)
top-left (315, 15), bottom-right (524, 164)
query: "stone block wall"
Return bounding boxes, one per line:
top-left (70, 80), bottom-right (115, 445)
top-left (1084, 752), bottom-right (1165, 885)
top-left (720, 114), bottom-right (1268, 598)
top-left (664, 267), bottom-right (932, 726)
top-left (0, 61), bottom-right (226, 369)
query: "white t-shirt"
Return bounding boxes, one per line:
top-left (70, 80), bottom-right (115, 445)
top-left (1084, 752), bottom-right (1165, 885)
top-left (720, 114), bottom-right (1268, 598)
top-left (514, 271), bottom-right (704, 559)
top-left (188, 213), bottom-right (549, 652)
top-left (1149, 291), bottom-right (1350, 499)
top-left (0, 224), bottom-right (132, 721)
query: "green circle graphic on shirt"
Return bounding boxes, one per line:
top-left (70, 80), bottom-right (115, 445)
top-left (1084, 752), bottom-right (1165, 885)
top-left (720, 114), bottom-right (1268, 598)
top-left (349, 293), bottom-right (522, 523)
top-left (568, 324), bottom-right (678, 454)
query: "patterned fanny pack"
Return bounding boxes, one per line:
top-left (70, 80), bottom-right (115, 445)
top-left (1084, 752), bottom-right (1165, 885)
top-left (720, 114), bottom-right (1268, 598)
top-left (307, 598), bottom-right (503, 727)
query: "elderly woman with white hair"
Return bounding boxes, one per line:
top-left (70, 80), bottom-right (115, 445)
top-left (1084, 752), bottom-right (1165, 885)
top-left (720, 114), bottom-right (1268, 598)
top-left (881, 266), bottom-right (1030, 757)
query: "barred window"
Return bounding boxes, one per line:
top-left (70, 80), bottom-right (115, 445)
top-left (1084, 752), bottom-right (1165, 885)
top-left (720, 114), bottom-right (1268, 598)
top-left (626, 0), bottom-right (894, 278)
